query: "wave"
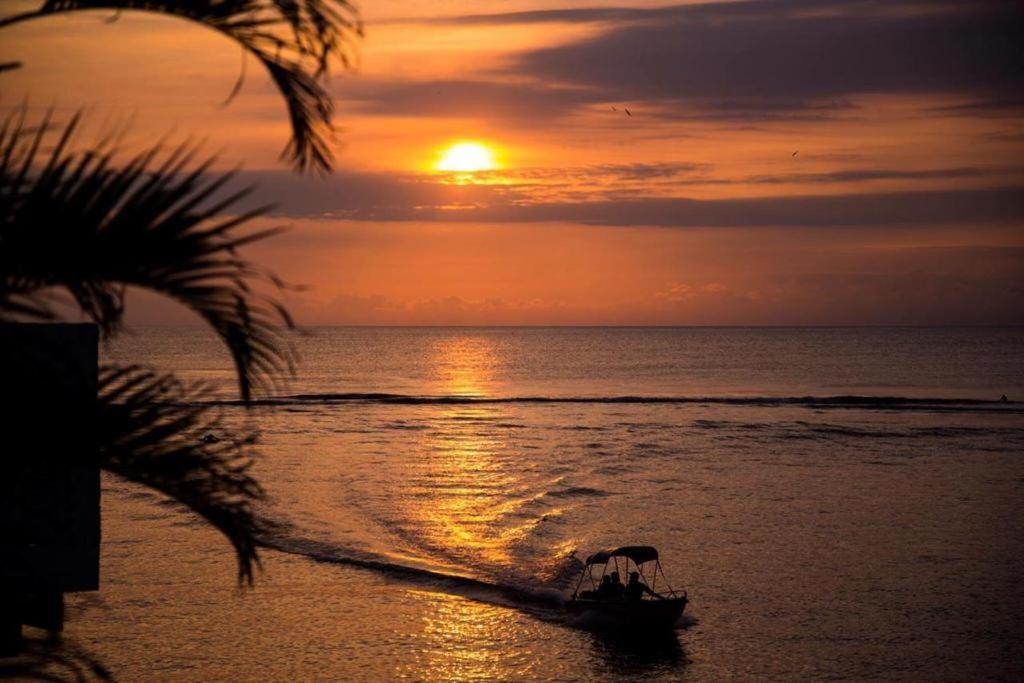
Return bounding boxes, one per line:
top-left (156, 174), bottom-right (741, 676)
top-left (692, 419), bottom-right (1024, 438)
top-left (212, 392), bottom-right (1019, 412)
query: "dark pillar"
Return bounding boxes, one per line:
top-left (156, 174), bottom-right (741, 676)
top-left (0, 323), bottom-right (99, 650)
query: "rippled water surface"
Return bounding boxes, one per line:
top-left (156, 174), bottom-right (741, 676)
top-left (73, 327), bottom-right (1024, 680)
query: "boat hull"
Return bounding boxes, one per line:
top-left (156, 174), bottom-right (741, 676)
top-left (565, 597), bottom-right (687, 629)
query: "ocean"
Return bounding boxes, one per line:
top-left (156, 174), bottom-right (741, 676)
top-left (74, 327), bottom-right (1024, 680)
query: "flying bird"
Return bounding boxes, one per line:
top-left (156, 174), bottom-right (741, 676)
top-left (792, 150), bottom-right (799, 157)
top-left (625, 107), bottom-right (632, 116)
top-left (611, 106), bottom-right (617, 111)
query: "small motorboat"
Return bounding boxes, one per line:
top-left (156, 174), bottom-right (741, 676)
top-left (565, 545), bottom-right (687, 629)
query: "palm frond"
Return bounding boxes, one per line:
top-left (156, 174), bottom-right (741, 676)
top-left (0, 110), bottom-right (295, 400)
top-left (0, 0), bottom-right (363, 173)
top-left (0, 631), bottom-right (111, 682)
top-left (97, 364), bottom-right (269, 583)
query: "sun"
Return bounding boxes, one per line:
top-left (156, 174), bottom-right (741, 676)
top-left (436, 142), bottom-right (498, 172)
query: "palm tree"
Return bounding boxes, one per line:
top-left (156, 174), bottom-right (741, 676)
top-left (1, 2), bottom-right (365, 675)
top-left (0, 111), bottom-right (281, 677)
top-left (2, 0), bottom-right (360, 578)
top-left (0, 108), bottom-right (286, 580)
top-left (2, 1), bottom-right (363, 674)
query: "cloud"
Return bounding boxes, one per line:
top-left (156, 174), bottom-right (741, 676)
top-left (231, 169), bottom-right (1024, 227)
top-left (341, 78), bottom-right (600, 120)
top-left (744, 167), bottom-right (1008, 185)
top-left (645, 246), bottom-right (1024, 325)
top-left (926, 95), bottom-right (1024, 117)
top-left (502, 0), bottom-right (1024, 116)
top-left (125, 218), bottom-right (1024, 327)
top-left (498, 162), bottom-right (708, 182)
top-left (752, 271), bottom-right (1024, 325)
top-left (338, 1), bottom-right (1024, 124)
top-left (284, 247), bottom-right (1024, 326)
top-left (463, 188), bottom-right (1024, 227)
top-left (386, 7), bottom-right (655, 26)
top-left (287, 293), bottom-right (574, 325)
top-left (654, 282), bottom-right (737, 303)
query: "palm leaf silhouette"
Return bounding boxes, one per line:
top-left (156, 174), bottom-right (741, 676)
top-left (0, 630), bottom-right (112, 681)
top-left (0, 0), bottom-right (362, 173)
top-left (0, 109), bottom-right (295, 400)
top-left (98, 364), bottom-right (269, 583)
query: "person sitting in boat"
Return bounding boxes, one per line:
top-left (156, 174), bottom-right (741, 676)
top-left (624, 571), bottom-right (659, 600)
top-left (606, 571), bottom-right (625, 599)
top-left (594, 574), bottom-right (613, 599)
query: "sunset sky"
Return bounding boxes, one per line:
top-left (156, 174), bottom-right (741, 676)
top-left (3, 0), bottom-right (1023, 325)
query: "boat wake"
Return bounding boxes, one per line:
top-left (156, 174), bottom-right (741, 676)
top-left (259, 530), bottom-right (700, 634)
top-left (259, 528), bottom-right (572, 620)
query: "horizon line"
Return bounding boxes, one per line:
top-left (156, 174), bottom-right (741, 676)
top-left (120, 323), bottom-right (1024, 330)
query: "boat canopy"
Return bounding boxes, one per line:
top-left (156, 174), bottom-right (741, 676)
top-left (585, 545), bottom-right (659, 566)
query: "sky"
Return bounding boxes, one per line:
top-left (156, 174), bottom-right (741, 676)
top-left (3, 0), bottom-right (1023, 325)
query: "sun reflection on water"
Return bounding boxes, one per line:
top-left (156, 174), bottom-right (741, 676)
top-left (430, 335), bottom-right (502, 397)
top-left (399, 335), bottom-right (539, 569)
top-left (395, 590), bottom-right (534, 681)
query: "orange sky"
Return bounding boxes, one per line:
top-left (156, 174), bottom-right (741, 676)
top-left (3, 0), bottom-right (1023, 324)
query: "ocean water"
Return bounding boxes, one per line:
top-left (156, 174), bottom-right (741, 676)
top-left (71, 327), bottom-right (1024, 680)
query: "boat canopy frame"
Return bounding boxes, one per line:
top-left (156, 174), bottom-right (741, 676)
top-left (584, 545), bottom-right (659, 566)
top-left (572, 546), bottom-right (683, 600)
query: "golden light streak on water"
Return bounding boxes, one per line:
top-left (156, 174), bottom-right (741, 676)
top-left (397, 590), bottom-right (532, 681)
top-left (402, 335), bottom-right (528, 567)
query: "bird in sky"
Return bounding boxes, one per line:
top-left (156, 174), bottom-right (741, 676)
top-left (792, 150), bottom-right (799, 157)
top-left (625, 107), bottom-right (632, 116)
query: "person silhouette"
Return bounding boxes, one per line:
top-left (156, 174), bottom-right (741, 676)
top-left (607, 571), bottom-right (625, 599)
top-left (624, 571), bottom-right (658, 600)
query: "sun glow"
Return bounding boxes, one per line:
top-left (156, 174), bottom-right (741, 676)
top-left (436, 142), bottom-right (498, 172)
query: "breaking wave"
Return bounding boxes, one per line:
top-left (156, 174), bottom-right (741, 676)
top-left (212, 392), bottom-right (1018, 412)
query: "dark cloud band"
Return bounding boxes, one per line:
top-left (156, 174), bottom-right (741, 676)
top-left (508, 0), bottom-right (1024, 109)
top-left (231, 169), bottom-right (1024, 227)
